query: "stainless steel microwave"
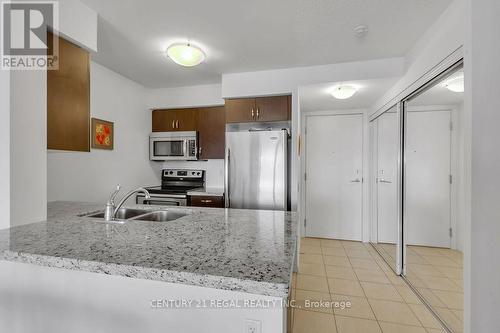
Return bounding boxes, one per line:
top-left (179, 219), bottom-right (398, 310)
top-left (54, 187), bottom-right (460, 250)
top-left (149, 131), bottom-right (198, 161)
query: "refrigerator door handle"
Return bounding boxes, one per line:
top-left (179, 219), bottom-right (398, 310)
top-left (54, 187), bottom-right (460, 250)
top-left (225, 148), bottom-right (230, 207)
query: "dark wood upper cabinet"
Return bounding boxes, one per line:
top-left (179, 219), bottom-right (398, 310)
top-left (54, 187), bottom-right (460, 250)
top-left (47, 32), bottom-right (90, 151)
top-left (225, 98), bottom-right (256, 123)
top-left (198, 106), bottom-right (226, 159)
top-left (152, 108), bottom-right (198, 132)
top-left (255, 95), bottom-right (290, 122)
top-left (225, 95), bottom-right (290, 123)
top-left (152, 106), bottom-right (226, 160)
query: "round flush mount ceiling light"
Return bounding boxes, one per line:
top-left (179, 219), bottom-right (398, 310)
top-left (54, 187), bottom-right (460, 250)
top-left (166, 43), bottom-right (206, 67)
top-left (444, 75), bottom-right (464, 93)
top-left (330, 85), bottom-right (358, 99)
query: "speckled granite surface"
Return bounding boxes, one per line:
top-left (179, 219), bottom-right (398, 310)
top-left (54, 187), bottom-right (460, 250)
top-left (0, 202), bottom-right (297, 298)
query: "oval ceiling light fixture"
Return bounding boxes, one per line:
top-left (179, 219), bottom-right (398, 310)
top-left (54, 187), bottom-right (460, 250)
top-left (444, 75), bottom-right (464, 93)
top-left (166, 42), bottom-right (206, 67)
top-left (330, 85), bottom-right (358, 100)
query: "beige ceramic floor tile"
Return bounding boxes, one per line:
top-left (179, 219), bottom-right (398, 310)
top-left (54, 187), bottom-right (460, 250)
top-left (432, 290), bottom-right (463, 310)
top-left (345, 248), bottom-right (372, 259)
top-left (415, 288), bottom-right (446, 308)
top-left (386, 275), bottom-right (407, 286)
top-left (354, 268), bottom-right (390, 284)
top-left (300, 254), bottom-right (324, 265)
top-left (328, 278), bottom-right (365, 297)
top-left (293, 309), bottom-right (337, 333)
top-left (300, 245), bottom-right (323, 254)
top-left (407, 303), bottom-right (442, 329)
top-left (422, 276), bottom-right (461, 292)
top-left (301, 237), bottom-right (322, 247)
top-left (361, 282), bottom-right (404, 302)
top-left (349, 258), bottom-right (380, 270)
top-left (321, 239), bottom-right (344, 248)
top-left (368, 299), bottom-right (421, 326)
top-left (425, 329), bottom-right (446, 333)
top-left (332, 294), bottom-right (376, 320)
top-left (335, 315), bottom-right (382, 333)
top-left (294, 289), bottom-right (333, 314)
top-left (378, 322), bottom-right (426, 333)
top-left (325, 265), bottom-right (357, 280)
top-left (422, 255), bottom-right (461, 268)
top-left (394, 285), bottom-right (422, 304)
top-left (324, 255), bottom-right (352, 267)
top-left (452, 309), bottom-right (463, 322)
top-left (434, 307), bottom-right (463, 333)
top-left (296, 274), bottom-right (329, 292)
top-left (341, 241), bottom-right (368, 250)
top-left (322, 246), bottom-right (348, 257)
top-left (298, 262), bottom-right (326, 276)
top-left (408, 264), bottom-right (445, 277)
top-left (436, 266), bottom-right (462, 280)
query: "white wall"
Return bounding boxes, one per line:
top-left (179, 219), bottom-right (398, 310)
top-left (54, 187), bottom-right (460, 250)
top-left (47, 62), bottom-right (160, 204)
top-left (372, 0), bottom-right (465, 114)
top-left (0, 70), bottom-right (10, 230)
top-left (467, 0), bottom-right (500, 332)
top-left (147, 84), bottom-right (224, 109)
top-left (10, 70), bottom-right (47, 226)
top-left (56, 0), bottom-right (98, 52)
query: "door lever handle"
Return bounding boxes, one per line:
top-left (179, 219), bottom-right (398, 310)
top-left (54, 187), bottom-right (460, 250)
top-left (350, 178), bottom-right (361, 183)
top-left (379, 179), bottom-right (392, 183)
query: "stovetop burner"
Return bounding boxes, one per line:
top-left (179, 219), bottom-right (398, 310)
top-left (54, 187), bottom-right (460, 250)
top-left (145, 169), bottom-right (205, 196)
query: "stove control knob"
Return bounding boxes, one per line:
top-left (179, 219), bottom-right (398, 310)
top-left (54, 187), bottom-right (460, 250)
top-left (192, 172), bottom-right (195, 175)
top-left (197, 172), bottom-right (201, 175)
top-left (169, 171), bottom-right (173, 175)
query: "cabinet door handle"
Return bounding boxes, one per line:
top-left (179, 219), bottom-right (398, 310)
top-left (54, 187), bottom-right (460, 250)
top-left (176, 120), bottom-right (179, 129)
top-left (201, 199), bottom-right (213, 203)
top-left (256, 108), bottom-right (260, 119)
top-left (172, 120), bottom-right (175, 129)
top-left (251, 109), bottom-right (255, 119)
top-left (198, 147), bottom-right (202, 156)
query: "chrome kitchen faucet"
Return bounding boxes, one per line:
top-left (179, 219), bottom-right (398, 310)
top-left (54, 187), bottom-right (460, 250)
top-left (104, 185), bottom-right (151, 221)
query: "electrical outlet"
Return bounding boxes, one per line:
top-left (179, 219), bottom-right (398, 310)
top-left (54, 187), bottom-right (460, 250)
top-left (245, 319), bottom-right (262, 333)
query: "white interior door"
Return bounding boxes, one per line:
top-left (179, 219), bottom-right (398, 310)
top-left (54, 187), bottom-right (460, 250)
top-left (377, 111), bottom-right (399, 244)
top-left (305, 114), bottom-right (363, 241)
top-left (406, 110), bottom-right (451, 248)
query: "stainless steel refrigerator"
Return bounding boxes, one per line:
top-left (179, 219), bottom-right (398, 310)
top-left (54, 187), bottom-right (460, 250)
top-left (225, 129), bottom-right (288, 211)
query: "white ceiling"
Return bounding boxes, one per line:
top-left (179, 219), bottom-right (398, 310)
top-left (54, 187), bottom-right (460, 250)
top-left (81, 0), bottom-right (452, 88)
top-left (299, 78), bottom-right (399, 112)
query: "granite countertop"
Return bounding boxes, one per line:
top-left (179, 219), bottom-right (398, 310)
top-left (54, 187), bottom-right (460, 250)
top-left (186, 187), bottom-right (225, 197)
top-left (0, 202), bottom-right (297, 298)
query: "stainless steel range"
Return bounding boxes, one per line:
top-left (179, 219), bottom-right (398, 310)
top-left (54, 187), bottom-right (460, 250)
top-left (137, 169), bottom-right (205, 206)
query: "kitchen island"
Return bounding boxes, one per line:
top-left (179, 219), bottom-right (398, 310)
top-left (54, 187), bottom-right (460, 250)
top-left (0, 202), bottom-right (297, 333)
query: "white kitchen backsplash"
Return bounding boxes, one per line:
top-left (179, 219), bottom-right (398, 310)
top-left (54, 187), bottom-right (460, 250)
top-left (161, 159), bottom-right (225, 189)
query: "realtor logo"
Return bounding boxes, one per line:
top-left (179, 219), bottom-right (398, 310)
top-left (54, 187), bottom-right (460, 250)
top-left (1, 1), bottom-right (58, 70)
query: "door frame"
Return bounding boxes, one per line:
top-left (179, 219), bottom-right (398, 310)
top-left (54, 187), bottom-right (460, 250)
top-left (302, 109), bottom-right (367, 241)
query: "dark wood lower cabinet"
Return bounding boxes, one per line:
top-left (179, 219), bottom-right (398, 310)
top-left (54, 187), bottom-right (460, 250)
top-left (188, 195), bottom-right (225, 208)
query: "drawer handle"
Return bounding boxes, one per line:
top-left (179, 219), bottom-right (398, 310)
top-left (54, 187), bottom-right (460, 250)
top-left (201, 199), bottom-right (213, 203)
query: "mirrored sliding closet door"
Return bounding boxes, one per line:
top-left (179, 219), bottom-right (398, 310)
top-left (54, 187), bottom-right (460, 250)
top-left (403, 62), bottom-right (465, 333)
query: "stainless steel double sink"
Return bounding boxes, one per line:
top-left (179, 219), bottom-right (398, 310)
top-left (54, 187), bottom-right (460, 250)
top-left (83, 208), bottom-right (188, 223)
